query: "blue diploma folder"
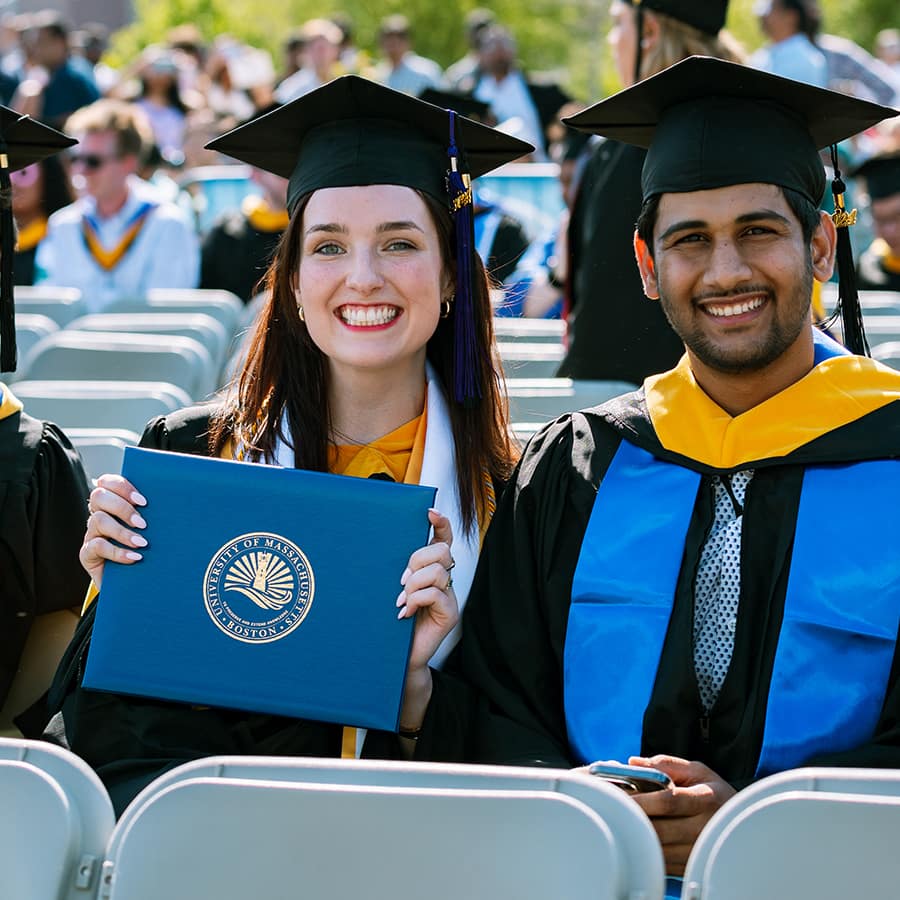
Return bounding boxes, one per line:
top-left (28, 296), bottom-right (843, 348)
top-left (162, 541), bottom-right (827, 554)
top-left (83, 447), bottom-right (437, 732)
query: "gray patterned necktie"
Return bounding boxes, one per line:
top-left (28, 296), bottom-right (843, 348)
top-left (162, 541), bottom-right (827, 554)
top-left (693, 469), bottom-right (754, 713)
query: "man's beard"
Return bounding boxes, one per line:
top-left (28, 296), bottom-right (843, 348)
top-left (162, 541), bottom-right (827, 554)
top-left (658, 261), bottom-right (814, 375)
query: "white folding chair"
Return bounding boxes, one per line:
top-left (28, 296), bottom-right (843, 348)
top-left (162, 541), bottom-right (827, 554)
top-left (17, 332), bottom-right (216, 400)
top-left (506, 377), bottom-right (638, 422)
top-left (13, 313), bottom-right (58, 359)
top-left (105, 767), bottom-right (662, 900)
top-left (872, 340), bottom-right (900, 370)
top-left (499, 340), bottom-right (566, 378)
top-left (12, 380), bottom-right (191, 434)
top-left (13, 285), bottom-right (85, 327)
top-left (0, 737), bottom-right (115, 900)
top-left (68, 313), bottom-right (230, 371)
top-left (68, 428), bottom-right (141, 480)
top-left (117, 757), bottom-right (664, 900)
top-left (493, 317), bottom-right (566, 344)
top-left (683, 767), bottom-right (900, 899)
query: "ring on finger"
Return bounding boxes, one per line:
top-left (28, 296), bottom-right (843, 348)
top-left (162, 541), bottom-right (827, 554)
top-left (447, 556), bottom-right (456, 571)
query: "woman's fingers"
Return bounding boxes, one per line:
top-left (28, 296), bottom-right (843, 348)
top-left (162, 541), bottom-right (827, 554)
top-left (81, 475), bottom-right (148, 589)
top-left (428, 508), bottom-right (453, 547)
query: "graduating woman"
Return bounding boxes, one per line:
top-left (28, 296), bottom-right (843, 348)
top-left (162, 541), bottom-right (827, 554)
top-left (46, 76), bottom-right (530, 814)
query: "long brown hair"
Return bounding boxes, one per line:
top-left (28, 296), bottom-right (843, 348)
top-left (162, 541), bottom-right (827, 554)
top-left (639, 11), bottom-right (745, 81)
top-left (209, 188), bottom-right (516, 535)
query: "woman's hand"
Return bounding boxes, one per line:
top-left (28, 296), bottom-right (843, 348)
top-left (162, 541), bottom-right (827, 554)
top-left (80, 475), bottom-right (149, 590)
top-left (396, 509), bottom-right (459, 732)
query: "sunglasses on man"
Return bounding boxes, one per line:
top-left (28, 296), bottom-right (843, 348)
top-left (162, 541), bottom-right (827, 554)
top-left (69, 153), bottom-right (119, 171)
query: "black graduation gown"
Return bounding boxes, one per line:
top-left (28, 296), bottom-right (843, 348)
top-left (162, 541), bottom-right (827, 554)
top-left (199, 211), bottom-right (284, 302)
top-left (0, 407), bottom-right (90, 713)
top-left (558, 139), bottom-right (684, 383)
top-left (420, 383), bottom-right (900, 790)
top-left (42, 405), bottom-right (401, 816)
top-left (857, 241), bottom-right (900, 292)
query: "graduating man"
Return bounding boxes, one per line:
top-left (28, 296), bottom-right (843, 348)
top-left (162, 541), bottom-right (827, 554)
top-left (405, 59), bottom-right (900, 876)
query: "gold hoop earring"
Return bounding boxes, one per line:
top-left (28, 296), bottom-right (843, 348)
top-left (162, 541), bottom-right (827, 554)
top-left (440, 295), bottom-right (454, 319)
top-left (297, 303), bottom-right (305, 322)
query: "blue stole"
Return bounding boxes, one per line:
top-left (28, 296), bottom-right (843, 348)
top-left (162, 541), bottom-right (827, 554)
top-left (565, 356), bottom-right (900, 775)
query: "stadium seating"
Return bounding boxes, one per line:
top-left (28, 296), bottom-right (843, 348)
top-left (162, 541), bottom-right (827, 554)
top-left (493, 316), bottom-right (566, 343)
top-left (13, 285), bottom-right (86, 327)
top-left (15, 332), bottom-right (217, 401)
top-left (109, 289), bottom-right (245, 341)
top-left (506, 377), bottom-right (638, 422)
top-left (498, 340), bottom-right (565, 378)
top-left (12, 380), bottom-right (191, 434)
top-left (67, 313), bottom-right (230, 372)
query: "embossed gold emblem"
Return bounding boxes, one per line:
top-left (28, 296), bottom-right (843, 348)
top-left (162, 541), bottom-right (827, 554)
top-left (203, 532), bottom-right (314, 643)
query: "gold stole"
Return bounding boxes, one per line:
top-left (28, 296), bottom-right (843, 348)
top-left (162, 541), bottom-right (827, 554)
top-left (243, 196), bottom-right (289, 233)
top-left (15, 217), bottom-right (48, 252)
top-left (81, 201), bottom-right (156, 272)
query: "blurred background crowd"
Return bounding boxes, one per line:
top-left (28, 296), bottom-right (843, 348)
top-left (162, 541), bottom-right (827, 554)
top-left (0, 0), bottom-right (897, 323)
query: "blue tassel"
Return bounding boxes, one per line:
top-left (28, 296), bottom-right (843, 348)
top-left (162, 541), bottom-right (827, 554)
top-left (447, 110), bottom-right (481, 404)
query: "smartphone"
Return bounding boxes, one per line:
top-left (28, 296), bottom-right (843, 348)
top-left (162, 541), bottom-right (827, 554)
top-left (587, 761), bottom-right (673, 794)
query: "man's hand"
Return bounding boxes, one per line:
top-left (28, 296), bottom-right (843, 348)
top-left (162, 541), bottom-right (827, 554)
top-left (629, 755), bottom-right (736, 875)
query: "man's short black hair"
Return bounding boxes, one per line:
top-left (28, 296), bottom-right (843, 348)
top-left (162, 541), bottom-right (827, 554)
top-left (635, 186), bottom-right (822, 258)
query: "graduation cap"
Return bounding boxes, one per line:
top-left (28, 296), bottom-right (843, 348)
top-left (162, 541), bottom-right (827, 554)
top-left (207, 75), bottom-right (533, 403)
top-left (624, 0), bottom-right (728, 36)
top-left (0, 108), bottom-right (76, 372)
top-left (850, 151), bottom-right (900, 202)
top-left (564, 57), bottom-right (899, 355)
top-left (418, 88), bottom-right (492, 124)
top-left (625, 0), bottom-right (730, 82)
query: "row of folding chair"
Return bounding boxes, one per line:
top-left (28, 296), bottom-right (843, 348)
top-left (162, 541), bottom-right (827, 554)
top-left (506, 377), bottom-right (638, 424)
top-left (5, 735), bottom-right (900, 900)
top-left (0, 738), bottom-right (663, 900)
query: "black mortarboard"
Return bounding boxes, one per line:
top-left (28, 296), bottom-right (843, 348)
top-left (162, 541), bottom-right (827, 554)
top-left (623, 0), bottom-right (729, 36)
top-left (207, 75), bottom-right (533, 403)
top-left (0, 107), bottom-right (76, 372)
top-left (850, 151), bottom-right (900, 202)
top-left (563, 57), bottom-right (899, 355)
top-left (206, 75), bottom-right (530, 216)
top-left (418, 88), bottom-right (492, 124)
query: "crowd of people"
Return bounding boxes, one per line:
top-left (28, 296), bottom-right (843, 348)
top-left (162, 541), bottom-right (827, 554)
top-left (0, 2), bottom-right (899, 895)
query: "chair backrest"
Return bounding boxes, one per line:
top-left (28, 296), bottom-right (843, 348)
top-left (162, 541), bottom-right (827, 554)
top-left (683, 790), bottom-right (900, 900)
top-left (833, 314), bottom-right (900, 349)
top-left (121, 756), bottom-right (664, 899)
top-left (498, 341), bottom-right (565, 378)
top-left (68, 428), bottom-right (141, 480)
top-left (68, 313), bottom-right (229, 370)
top-left (14, 312), bottom-right (58, 353)
top-left (17, 332), bottom-right (216, 400)
top-left (0, 737), bottom-right (115, 900)
top-left (14, 285), bottom-right (86, 327)
top-left (683, 767), bottom-right (900, 899)
top-left (872, 340), bottom-right (900, 370)
top-left (506, 377), bottom-right (638, 421)
top-left (493, 317), bottom-right (566, 344)
top-left (107, 289), bottom-right (244, 339)
top-left (105, 775), bottom-right (657, 900)
top-left (12, 380), bottom-right (191, 433)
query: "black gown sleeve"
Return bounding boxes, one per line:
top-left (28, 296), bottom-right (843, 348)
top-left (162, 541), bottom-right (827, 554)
top-left (0, 415), bottom-right (90, 708)
top-left (420, 414), bottom-right (620, 766)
